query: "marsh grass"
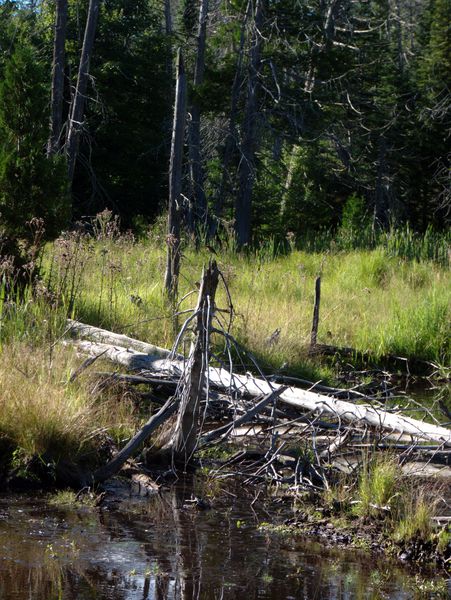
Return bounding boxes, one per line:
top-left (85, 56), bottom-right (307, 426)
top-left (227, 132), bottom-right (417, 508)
top-left (349, 455), bottom-right (440, 546)
top-left (0, 219), bottom-right (448, 477)
top-left (38, 229), bottom-right (449, 371)
top-left (394, 493), bottom-right (435, 543)
top-left (0, 340), bottom-right (139, 469)
top-left (352, 454), bottom-right (399, 518)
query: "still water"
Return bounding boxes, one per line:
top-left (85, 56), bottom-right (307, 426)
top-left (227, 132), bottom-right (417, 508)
top-left (0, 479), bottom-right (448, 600)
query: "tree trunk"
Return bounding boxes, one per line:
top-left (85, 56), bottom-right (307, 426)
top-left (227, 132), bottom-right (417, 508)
top-left (374, 136), bottom-right (390, 229)
top-left (164, 49), bottom-right (187, 300)
top-left (47, 0), bottom-right (68, 157)
top-left (187, 0), bottom-right (208, 238)
top-left (171, 260), bottom-right (220, 463)
top-left (235, 0), bottom-right (264, 247)
top-left (164, 0), bottom-right (173, 79)
top-left (209, 0), bottom-right (251, 239)
top-left (65, 0), bottom-right (100, 184)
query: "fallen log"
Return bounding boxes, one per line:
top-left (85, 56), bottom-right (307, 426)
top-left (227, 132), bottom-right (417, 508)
top-left (70, 334), bottom-right (451, 447)
top-left (91, 395), bottom-right (179, 484)
top-left (199, 387), bottom-right (287, 446)
top-left (68, 319), bottom-right (181, 360)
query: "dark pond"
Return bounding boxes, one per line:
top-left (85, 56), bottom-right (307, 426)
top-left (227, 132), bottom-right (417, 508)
top-left (0, 478), bottom-right (448, 600)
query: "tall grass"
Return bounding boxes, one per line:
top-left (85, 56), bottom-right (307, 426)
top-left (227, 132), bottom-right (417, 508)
top-left (34, 223), bottom-right (450, 371)
top-left (352, 455), bottom-right (399, 518)
top-left (0, 336), bottom-right (139, 468)
top-left (296, 224), bottom-right (450, 267)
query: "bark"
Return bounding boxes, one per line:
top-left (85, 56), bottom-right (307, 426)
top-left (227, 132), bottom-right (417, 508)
top-left (187, 0), bottom-right (208, 236)
top-left (235, 0), bottom-right (264, 247)
top-left (171, 260), bottom-right (220, 463)
top-left (65, 0), bottom-right (100, 184)
top-left (72, 335), bottom-right (451, 447)
top-left (310, 276), bottom-right (321, 348)
top-left (47, 0), bottom-right (68, 157)
top-left (165, 49), bottom-right (187, 300)
top-left (280, 144), bottom-right (301, 220)
top-left (164, 0), bottom-right (173, 79)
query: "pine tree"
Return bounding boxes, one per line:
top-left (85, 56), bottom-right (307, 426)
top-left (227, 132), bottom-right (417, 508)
top-left (0, 43), bottom-right (69, 242)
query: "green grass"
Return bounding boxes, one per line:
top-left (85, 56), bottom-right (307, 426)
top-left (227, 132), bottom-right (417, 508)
top-left (37, 229), bottom-right (450, 370)
top-left (394, 494), bottom-right (434, 543)
top-left (0, 338), bottom-right (139, 471)
top-left (0, 221), bottom-right (449, 478)
top-left (352, 455), bottom-right (399, 518)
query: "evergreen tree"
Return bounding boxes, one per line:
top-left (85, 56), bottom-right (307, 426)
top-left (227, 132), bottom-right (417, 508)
top-left (0, 43), bottom-right (69, 242)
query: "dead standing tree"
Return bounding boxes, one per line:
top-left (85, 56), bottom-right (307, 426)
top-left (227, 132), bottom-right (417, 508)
top-left (165, 49), bottom-right (187, 300)
top-left (65, 0), bottom-right (100, 185)
top-left (210, 0), bottom-right (251, 239)
top-left (171, 260), bottom-right (220, 464)
top-left (235, 0), bottom-right (264, 247)
top-left (47, 0), bottom-right (68, 156)
top-left (187, 0), bottom-right (209, 237)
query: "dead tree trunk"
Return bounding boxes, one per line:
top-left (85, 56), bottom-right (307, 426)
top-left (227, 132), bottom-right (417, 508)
top-left (47, 0), bottom-right (68, 156)
top-left (374, 136), bottom-right (391, 230)
top-left (65, 0), bottom-right (100, 184)
top-left (164, 0), bottom-right (173, 80)
top-left (235, 0), bottom-right (264, 247)
top-left (209, 0), bottom-right (251, 240)
top-left (164, 49), bottom-right (187, 300)
top-left (171, 260), bottom-right (220, 464)
top-left (310, 276), bottom-right (321, 349)
top-left (187, 0), bottom-right (208, 237)
top-left (92, 396), bottom-right (179, 484)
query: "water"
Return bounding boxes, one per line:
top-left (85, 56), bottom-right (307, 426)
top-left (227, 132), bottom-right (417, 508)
top-left (0, 480), bottom-right (447, 600)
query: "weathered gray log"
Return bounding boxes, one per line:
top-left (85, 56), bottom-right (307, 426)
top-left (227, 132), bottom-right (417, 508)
top-left (68, 319), bottom-right (178, 359)
top-left (92, 395), bottom-right (179, 484)
top-left (71, 334), bottom-right (451, 447)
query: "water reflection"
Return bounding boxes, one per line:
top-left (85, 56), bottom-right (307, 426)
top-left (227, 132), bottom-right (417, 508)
top-left (0, 484), bottom-right (445, 599)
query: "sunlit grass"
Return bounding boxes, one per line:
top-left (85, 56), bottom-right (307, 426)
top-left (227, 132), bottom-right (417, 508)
top-left (37, 231), bottom-right (450, 372)
top-left (352, 455), bottom-right (399, 518)
top-left (1, 224), bottom-right (448, 471)
top-left (0, 339), bottom-right (139, 466)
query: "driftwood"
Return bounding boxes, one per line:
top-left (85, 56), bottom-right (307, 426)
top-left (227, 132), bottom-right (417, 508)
top-left (92, 396), bottom-right (179, 484)
top-left (200, 387), bottom-right (287, 446)
top-left (69, 332), bottom-right (451, 447)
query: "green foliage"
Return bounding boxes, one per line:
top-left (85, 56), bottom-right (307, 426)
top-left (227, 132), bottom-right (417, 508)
top-left (353, 455), bottom-right (399, 518)
top-left (394, 495), bottom-right (434, 543)
top-left (0, 43), bottom-right (69, 243)
top-left (69, 0), bottom-right (171, 225)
